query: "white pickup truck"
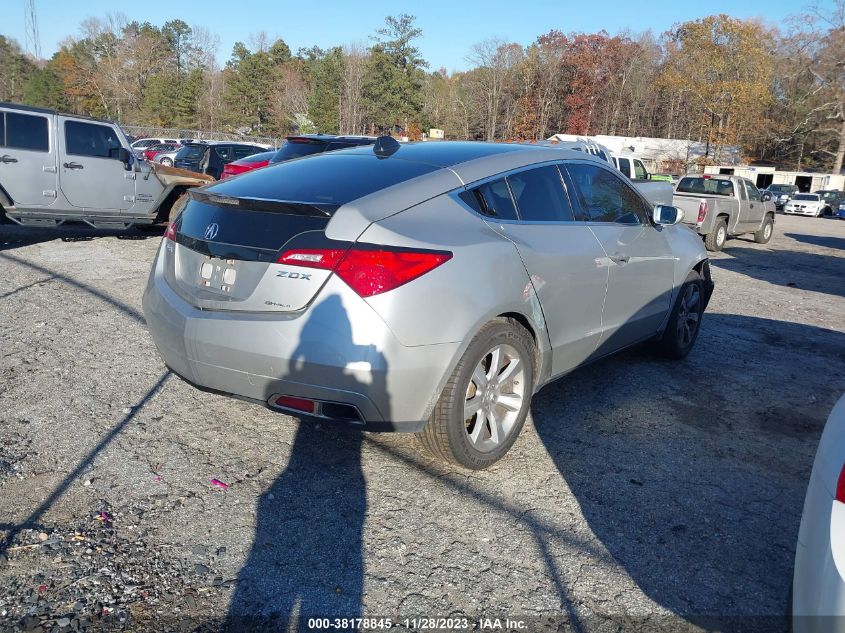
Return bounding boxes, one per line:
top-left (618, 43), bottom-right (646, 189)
top-left (672, 174), bottom-right (776, 251)
top-left (0, 102), bottom-right (212, 229)
top-left (609, 153), bottom-right (673, 206)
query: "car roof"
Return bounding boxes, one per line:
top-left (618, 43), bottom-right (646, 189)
top-left (341, 140), bottom-right (569, 168)
top-left (0, 101), bottom-right (117, 125)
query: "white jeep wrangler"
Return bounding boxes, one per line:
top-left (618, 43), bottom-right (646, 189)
top-left (0, 102), bottom-right (212, 229)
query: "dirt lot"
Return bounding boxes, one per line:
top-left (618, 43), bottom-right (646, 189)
top-left (0, 214), bottom-right (844, 632)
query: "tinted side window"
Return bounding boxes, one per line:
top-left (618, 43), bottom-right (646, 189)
top-left (7, 112), bottom-right (49, 152)
top-left (474, 178), bottom-right (518, 220)
top-left (506, 165), bottom-right (574, 222)
top-left (65, 121), bottom-right (122, 158)
top-left (618, 157), bottom-right (631, 176)
top-left (0, 113), bottom-right (5, 146)
top-left (233, 146), bottom-right (257, 160)
top-left (566, 162), bottom-right (648, 224)
top-left (215, 146), bottom-right (233, 162)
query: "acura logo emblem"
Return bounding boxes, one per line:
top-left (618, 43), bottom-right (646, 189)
top-left (204, 223), bottom-right (219, 240)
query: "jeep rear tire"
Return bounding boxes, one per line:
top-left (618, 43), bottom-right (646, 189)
top-left (418, 319), bottom-right (534, 469)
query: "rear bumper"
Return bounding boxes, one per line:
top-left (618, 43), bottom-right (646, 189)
top-left (141, 243), bottom-right (459, 432)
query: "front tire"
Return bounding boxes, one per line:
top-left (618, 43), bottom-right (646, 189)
top-left (418, 319), bottom-right (534, 469)
top-left (754, 215), bottom-right (774, 244)
top-left (652, 271), bottom-right (705, 360)
top-left (704, 218), bottom-right (727, 252)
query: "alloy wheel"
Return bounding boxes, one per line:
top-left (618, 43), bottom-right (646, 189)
top-left (464, 344), bottom-right (525, 453)
top-left (676, 284), bottom-right (701, 348)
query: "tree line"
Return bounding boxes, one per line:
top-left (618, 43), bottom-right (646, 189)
top-left (1, 6), bottom-right (844, 173)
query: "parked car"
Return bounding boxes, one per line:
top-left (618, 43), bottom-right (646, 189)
top-left (793, 393), bottom-right (845, 632)
top-left (174, 142), bottom-right (265, 180)
top-left (131, 137), bottom-right (179, 158)
top-left (153, 146), bottom-right (182, 167)
top-left (837, 202), bottom-right (845, 220)
top-left (673, 174), bottom-right (776, 251)
top-left (815, 189), bottom-right (845, 216)
top-left (785, 193), bottom-right (826, 217)
top-left (765, 183), bottom-right (799, 210)
top-left (143, 139), bottom-right (714, 469)
top-left (142, 142), bottom-right (180, 162)
top-left (268, 135), bottom-right (376, 164)
top-left (0, 102), bottom-right (211, 229)
top-left (220, 150), bottom-right (277, 179)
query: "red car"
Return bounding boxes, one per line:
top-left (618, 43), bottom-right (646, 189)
top-left (143, 143), bottom-right (180, 161)
top-left (220, 150), bottom-right (277, 179)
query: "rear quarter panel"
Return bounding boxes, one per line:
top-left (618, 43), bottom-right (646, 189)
top-left (358, 193), bottom-right (552, 388)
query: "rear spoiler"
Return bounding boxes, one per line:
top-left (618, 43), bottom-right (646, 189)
top-left (189, 189), bottom-right (337, 217)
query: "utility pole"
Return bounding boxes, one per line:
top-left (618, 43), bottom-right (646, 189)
top-left (24, 0), bottom-right (41, 59)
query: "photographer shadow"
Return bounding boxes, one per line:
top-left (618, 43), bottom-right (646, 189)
top-left (225, 295), bottom-right (388, 631)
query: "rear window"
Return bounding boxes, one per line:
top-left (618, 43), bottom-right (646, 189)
top-left (208, 153), bottom-right (438, 207)
top-left (176, 144), bottom-right (206, 160)
top-left (270, 138), bottom-right (329, 163)
top-left (677, 177), bottom-right (735, 197)
top-left (768, 185), bottom-right (795, 193)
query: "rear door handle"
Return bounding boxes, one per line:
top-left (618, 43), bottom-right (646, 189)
top-left (63, 162), bottom-right (84, 170)
top-left (0, 155), bottom-right (18, 163)
top-left (610, 254), bottom-right (630, 265)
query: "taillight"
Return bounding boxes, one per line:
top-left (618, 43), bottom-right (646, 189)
top-left (278, 248), bottom-right (347, 270)
top-left (837, 464), bottom-right (845, 503)
top-left (164, 221), bottom-right (177, 241)
top-left (697, 201), bottom-right (708, 224)
top-left (278, 246), bottom-right (452, 297)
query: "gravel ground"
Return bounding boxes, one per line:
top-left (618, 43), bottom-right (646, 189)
top-left (0, 215), bottom-right (843, 632)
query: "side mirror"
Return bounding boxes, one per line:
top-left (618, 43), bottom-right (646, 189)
top-left (653, 204), bottom-right (684, 226)
top-left (117, 147), bottom-right (131, 169)
top-left (761, 192), bottom-right (772, 202)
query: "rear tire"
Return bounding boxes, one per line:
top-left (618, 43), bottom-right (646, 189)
top-left (417, 319), bottom-right (534, 469)
top-left (754, 215), bottom-right (774, 244)
top-left (704, 218), bottom-right (727, 252)
top-left (652, 271), bottom-right (705, 360)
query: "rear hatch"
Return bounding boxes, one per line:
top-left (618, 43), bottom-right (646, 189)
top-left (162, 152), bottom-right (439, 313)
top-left (174, 144), bottom-right (206, 172)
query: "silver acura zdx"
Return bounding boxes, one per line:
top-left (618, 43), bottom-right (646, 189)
top-left (142, 139), bottom-right (713, 469)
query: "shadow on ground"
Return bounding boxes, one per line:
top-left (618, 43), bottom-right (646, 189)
top-left (0, 222), bottom-right (160, 251)
top-left (532, 314), bottom-right (845, 631)
top-left (713, 244), bottom-right (845, 298)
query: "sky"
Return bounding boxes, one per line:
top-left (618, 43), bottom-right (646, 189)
top-left (6, 0), bottom-right (812, 72)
